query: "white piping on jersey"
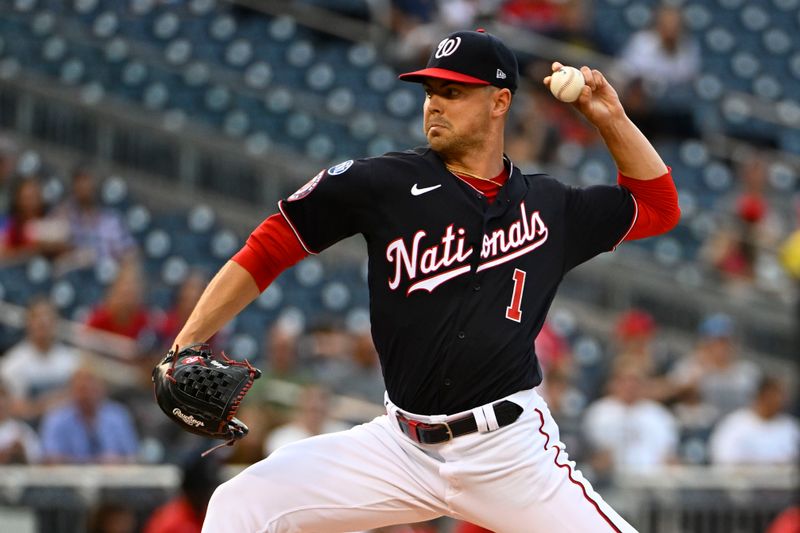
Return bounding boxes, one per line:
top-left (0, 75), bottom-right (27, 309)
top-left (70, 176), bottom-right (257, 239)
top-left (278, 201), bottom-right (317, 255)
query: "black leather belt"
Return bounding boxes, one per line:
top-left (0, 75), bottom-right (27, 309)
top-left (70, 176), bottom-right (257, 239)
top-left (396, 400), bottom-right (524, 444)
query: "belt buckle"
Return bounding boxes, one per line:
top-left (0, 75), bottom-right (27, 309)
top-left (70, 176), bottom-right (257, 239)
top-left (397, 413), bottom-right (453, 443)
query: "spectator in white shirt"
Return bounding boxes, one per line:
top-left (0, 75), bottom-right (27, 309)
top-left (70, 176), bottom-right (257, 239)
top-left (0, 384), bottom-right (42, 463)
top-left (263, 385), bottom-right (349, 456)
top-left (710, 376), bottom-right (799, 465)
top-left (584, 366), bottom-right (678, 477)
top-left (0, 297), bottom-right (79, 420)
top-left (617, 4), bottom-right (701, 88)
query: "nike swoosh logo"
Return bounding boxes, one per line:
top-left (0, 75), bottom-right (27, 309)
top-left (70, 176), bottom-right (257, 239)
top-left (411, 183), bottom-right (442, 196)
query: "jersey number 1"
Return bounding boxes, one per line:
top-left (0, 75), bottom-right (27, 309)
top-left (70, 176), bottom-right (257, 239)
top-left (505, 269), bottom-right (527, 323)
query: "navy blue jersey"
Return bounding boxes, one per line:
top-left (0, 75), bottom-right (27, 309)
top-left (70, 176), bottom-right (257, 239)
top-left (280, 148), bottom-right (635, 414)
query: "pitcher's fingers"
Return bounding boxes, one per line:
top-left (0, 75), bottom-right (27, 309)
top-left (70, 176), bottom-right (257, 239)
top-left (580, 66), bottom-right (596, 90)
top-left (577, 85), bottom-right (593, 105)
top-left (543, 75), bottom-right (552, 86)
top-left (592, 69), bottom-right (607, 88)
top-left (551, 61), bottom-right (564, 72)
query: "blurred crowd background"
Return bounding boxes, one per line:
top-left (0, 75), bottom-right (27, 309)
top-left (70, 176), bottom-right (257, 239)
top-left (0, 0), bottom-right (798, 532)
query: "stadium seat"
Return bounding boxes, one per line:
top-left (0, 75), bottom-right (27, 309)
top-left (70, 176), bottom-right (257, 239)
top-left (92, 11), bottom-right (118, 39)
top-left (243, 60), bottom-right (272, 90)
top-left (306, 62), bottom-right (336, 92)
top-left (305, 132), bottom-right (335, 161)
top-left (144, 228), bottom-right (172, 259)
top-left (325, 87), bottom-right (355, 116)
top-left (161, 255), bottom-right (190, 286)
top-left (152, 11), bottom-right (181, 41)
top-left (164, 38), bottom-right (192, 66)
top-left (30, 10), bottom-right (56, 38)
top-left (268, 15), bottom-right (297, 43)
top-left (209, 13), bottom-right (236, 42)
top-left (224, 38), bottom-right (253, 68)
top-left (739, 5), bottom-right (771, 33)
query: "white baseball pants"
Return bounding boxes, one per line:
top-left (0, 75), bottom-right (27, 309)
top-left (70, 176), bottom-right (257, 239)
top-left (203, 387), bottom-right (638, 533)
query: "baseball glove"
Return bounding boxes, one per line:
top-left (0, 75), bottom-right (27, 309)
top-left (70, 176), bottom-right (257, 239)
top-left (152, 343), bottom-right (261, 451)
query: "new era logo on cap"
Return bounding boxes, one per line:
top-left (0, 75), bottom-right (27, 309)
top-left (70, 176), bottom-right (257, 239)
top-left (398, 30), bottom-right (519, 93)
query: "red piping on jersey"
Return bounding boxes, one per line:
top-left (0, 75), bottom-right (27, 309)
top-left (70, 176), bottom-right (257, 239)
top-left (534, 408), bottom-right (623, 533)
top-left (231, 213), bottom-right (308, 292)
top-left (619, 167), bottom-right (680, 241)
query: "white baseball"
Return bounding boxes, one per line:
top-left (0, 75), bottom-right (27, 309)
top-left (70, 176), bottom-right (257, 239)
top-left (549, 66), bottom-right (585, 103)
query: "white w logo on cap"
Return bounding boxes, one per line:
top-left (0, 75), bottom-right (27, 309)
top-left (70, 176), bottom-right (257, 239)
top-left (434, 37), bottom-right (461, 58)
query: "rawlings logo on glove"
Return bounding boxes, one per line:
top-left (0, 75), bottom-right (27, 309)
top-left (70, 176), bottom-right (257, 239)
top-left (152, 343), bottom-right (261, 455)
top-left (172, 408), bottom-right (205, 427)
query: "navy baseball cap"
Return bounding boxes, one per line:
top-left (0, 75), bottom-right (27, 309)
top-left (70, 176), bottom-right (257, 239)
top-left (399, 29), bottom-right (519, 93)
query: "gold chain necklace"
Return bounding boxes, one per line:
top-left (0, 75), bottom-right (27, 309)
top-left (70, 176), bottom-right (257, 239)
top-left (445, 164), bottom-right (505, 187)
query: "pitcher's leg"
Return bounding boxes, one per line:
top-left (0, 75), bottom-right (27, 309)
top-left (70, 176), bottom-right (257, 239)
top-left (448, 396), bottom-right (638, 533)
top-left (203, 417), bottom-right (446, 533)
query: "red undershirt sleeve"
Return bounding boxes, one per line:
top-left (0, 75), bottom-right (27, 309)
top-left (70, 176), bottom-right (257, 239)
top-left (618, 167), bottom-right (681, 240)
top-left (231, 213), bottom-right (309, 292)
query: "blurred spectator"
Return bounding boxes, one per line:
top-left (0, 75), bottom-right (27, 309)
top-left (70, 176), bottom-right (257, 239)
top-left (703, 155), bottom-right (766, 277)
top-left (0, 177), bottom-right (70, 263)
top-left (534, 321), bottom-right (571, 374)
top-left (0, 297), bottom-right (79, 419)
top-left (617, 5), bottom-right (700, 88)
top-left (703, 152), bottom-right (784, 295)
top-left (0, 135), bottom-right (19, 214)
top-left (53, 164), bottom-right (137, 272)
top-left (611, 309), bottom-right (676, 401)
top-left (709, 375), bottom-right (799, 465)
top-left (86, 503), bottom-right (137, 533)
top-left (389, 0), bottom-right (440, 68)
top-left (308, 324), bottom-right (385, 403)
top-left (505, 63), bottom-right (598, 169)
top-left (143, 456), bottom-right (222, 533)
top-left (155, 270), bottom-right (222, 351)
top-left (85, 260), bottom-right (155, 345)
top-left (438, 0), bottom-right (480, 30)
top-left (389, 0), bottom-right (488, 69)
top-left (766, 506), bottom-right (800, 533)
top-left (262, 313), bottom-right (304, 380)
top-left (671, 384), bottom-right (720, 465)
top-left (500, 0), bottom-right (563, 33)
top-left (39, 366), bottom-right (139, 463)
top-left (779, 199), bottom-right (800, 352)
top-left (223, 402), bottom-right (275, 465)
top-left (263, 384), bottom-right (349, 456)
top-left (0, 384), bottom-right (42, 464)
top-left (538, 368), bottom-right (584, 462)
top-left (616, 5), bottom-right (700, 139)
top-left (392, 0), bottom-right (437, 25)
top-left (583, 366), bottom-right (678, 478)
top-left (669, 313), bottom-right (761, 418)
top-left (542, 0), bottom-right (614, 54)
